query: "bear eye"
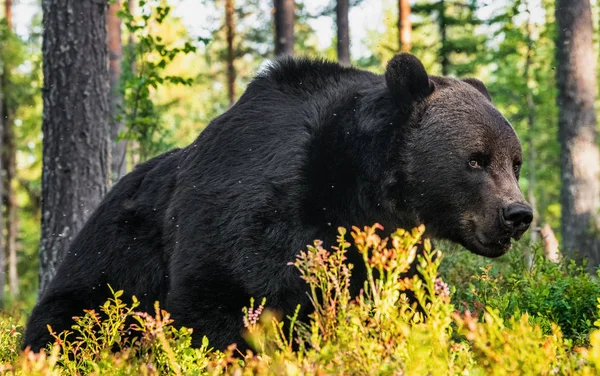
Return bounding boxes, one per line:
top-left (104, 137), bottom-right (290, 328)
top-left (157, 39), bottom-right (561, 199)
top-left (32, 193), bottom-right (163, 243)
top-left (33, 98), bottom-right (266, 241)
top-left (468, 152), bottom-right (489, 170)
top-left (468, 159), bottom-right (481, 169)
top-left (513, 162), bottom-right (521, 175)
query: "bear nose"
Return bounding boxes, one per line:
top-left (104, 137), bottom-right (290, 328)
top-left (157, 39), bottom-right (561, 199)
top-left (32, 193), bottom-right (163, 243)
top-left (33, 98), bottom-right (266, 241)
top-left (502, 203), bottom-right (533, 230)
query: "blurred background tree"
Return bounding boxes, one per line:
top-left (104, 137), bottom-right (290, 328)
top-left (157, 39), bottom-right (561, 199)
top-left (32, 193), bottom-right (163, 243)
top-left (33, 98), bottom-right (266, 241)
top-left (555, 0), bottom-right (600, 268)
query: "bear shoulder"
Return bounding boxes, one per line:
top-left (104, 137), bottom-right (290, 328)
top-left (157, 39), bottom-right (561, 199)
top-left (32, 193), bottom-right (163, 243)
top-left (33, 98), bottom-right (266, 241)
top-left (249, 57), bottom-right (380, 95)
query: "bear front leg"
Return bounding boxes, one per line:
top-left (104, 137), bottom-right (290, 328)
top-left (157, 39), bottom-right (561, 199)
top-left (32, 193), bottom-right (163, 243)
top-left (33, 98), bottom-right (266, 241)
top-left (165, 264), bottom-right (253, 352)
top-left (23, 288), bottom-right (99, 352)
top-left (166, 290), bottom-right (250, 352)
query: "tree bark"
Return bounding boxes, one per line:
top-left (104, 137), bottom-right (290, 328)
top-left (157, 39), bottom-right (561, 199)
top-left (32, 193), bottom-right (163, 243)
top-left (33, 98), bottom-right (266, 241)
top-left (108, 1), bottom-right (127, 184)
top-left (4, 157), bottom-right (18, 298)
top-left (4, 0), bottom-right (11, 27)
top-left (225, 0), bottom-right (236, 106)
top-left (523, 7), bottom-right (537, 268)
top-left (0, 26), bottom-right (4, 307)
top-left (439, 0), bottom-right (449, 76)
top-left (39, 0), bottom-right (110, 294)
top-left (398, 0), bottom-right (411, 52)
top-left (2, 96), bottom-right (18, 298)
top-left (540, 224), bottom-right (561, 263)
top-left (555, 0), bottom-right (600, 267)
top-left (336, 0), bottom-right (350, 66)
top-left (127, 0), bottom-right (140, 166)
top-left (2, 0), bottom-right (18, 298)
top-left (274, 0), bottom-right (294, 56)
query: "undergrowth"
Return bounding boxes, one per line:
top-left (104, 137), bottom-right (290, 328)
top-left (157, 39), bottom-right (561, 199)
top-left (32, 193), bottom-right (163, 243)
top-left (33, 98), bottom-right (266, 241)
top-left (442, 242), bottom-right (600, 346)
top-left (1, 225), bottom-right (600, 375)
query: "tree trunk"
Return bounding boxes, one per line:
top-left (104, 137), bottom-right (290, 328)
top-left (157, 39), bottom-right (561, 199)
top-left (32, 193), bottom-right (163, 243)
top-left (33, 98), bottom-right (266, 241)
top-left (108, 1), bottom-right (127, 184)
top-left (274, 0), bottom-right (294, 56)
top-left (39, 0), bottom-right (110, 294)
top-left (439, 0), bottom-right (449, 76)
top-left (523, 7), bottom-right (537, 268)
top-left (4, 0), bottom-right (11, 27)
top-left (3, 0), bottom-right (18, 298)
top-left (225, 0), bottom-right (236, 106)
top-left (336, 0), bottom-right (350, 66)
top-left (398, 0), bottom-right (411, 52)
top-left (555, 0), bottom-right (600, 267)
top-left (5, 179), bottom-right (18, 298)
top-left (540, 224), bottom-right (561, 263)
top-left (127, 0), bottom-right (140, 165)
top-left (0, 28), bottom-right (4, 307)
top-left (3, 96), bottom-right (18, 298)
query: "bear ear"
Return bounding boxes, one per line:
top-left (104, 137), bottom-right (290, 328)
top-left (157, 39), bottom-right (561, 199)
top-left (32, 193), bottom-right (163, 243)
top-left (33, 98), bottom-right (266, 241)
top-left (462, 78), bottom-right (492, 101)
top-left (385, 53), bottom-right (434, 102)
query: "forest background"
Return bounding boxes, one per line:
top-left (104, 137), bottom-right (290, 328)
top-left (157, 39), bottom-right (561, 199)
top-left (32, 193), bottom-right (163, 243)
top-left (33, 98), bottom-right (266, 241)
top-left (0, 0), bottom-right (598, 373)
top-left (0, 0), bottom-right (598, 359)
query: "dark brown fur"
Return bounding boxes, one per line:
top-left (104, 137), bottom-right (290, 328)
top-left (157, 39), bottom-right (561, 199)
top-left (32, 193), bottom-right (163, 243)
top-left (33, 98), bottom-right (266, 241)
top-left (24, 54), bottom-right (531, 352)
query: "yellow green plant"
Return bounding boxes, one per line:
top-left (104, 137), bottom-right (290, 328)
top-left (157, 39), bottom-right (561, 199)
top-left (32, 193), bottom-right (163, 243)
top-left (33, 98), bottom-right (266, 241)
top-left (2, 224), bottom-right (600, 375)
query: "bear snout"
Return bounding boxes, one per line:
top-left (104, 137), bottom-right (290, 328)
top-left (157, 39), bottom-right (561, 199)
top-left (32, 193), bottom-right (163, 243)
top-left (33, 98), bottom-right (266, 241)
top-left (499, 203), bottom-right (533, 237)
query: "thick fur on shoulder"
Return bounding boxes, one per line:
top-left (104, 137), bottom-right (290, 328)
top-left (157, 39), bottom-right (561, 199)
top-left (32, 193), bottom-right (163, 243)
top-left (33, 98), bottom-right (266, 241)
top-left (257, 56), bottom-right (372, 86)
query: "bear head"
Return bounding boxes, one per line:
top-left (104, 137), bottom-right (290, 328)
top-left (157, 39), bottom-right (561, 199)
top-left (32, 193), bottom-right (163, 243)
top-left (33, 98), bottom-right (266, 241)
top-left (385, 53), bottom-right (533, 258)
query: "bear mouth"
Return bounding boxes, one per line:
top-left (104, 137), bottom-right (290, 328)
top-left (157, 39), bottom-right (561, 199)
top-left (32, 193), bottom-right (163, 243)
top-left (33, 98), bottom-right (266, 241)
top-left (471, 232), bottom-right (513, 258)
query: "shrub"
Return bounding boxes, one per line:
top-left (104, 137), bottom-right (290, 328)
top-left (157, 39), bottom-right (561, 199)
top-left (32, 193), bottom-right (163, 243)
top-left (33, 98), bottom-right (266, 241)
top-left (0, 315), bottom-right (23, 368)
top-left (1, 225), bottom-right (600, 374)
top-left (443, 243), bottom-right (600, 345)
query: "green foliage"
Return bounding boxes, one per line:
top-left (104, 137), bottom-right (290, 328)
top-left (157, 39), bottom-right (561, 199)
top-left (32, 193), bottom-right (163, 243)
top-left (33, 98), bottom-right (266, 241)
top-left (0, 315), bottom-right (22, 368)
top-left (3, 226), bottom-right (600, 374)
top-left (201, 0), bottom-right (271, 111)
top-left (293, 2), bottom-right (321, 58)
top-left (442, 242), bottom-right (600, 346)
top-left (0, 15), bottom-right (43, 307)
top-left (412, 0), bottom-right (484, 76)
top-left (118, 0), bottom-right (199, 161)
top-left (360, 0), bottom-right (483, 77)
top-left (1, 287), bottom-right (215, 375)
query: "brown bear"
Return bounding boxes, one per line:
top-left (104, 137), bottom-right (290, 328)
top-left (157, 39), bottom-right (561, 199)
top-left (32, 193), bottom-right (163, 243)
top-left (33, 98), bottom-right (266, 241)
top-left (24, 53), bottom-right (532, 352)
